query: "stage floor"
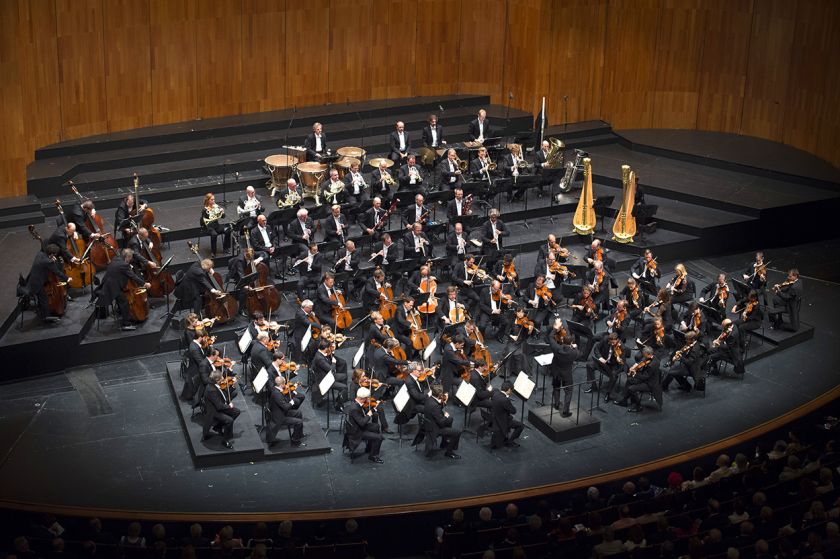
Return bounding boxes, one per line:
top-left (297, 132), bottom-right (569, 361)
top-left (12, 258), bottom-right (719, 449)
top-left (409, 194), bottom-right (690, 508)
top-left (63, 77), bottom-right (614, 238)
top-left (1, 248), bottom-right (838, 516)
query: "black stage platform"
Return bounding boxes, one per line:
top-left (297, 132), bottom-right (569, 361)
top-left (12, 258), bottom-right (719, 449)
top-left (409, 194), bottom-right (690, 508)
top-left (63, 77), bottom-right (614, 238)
top-left (0, 98), bottom-right (839, 517)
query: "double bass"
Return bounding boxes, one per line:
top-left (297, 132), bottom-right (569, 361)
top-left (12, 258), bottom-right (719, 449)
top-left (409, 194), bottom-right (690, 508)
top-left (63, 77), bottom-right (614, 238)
top-left (70, 184), bottom-right (119, 270)
top-left (242, 230), bottom-right (281, 315)
top-left (27, 225), bottom-right (68, 316)
top-left (54, 201), bottom-right (93, 287)
top-left (187, 241), bottom-right (238, 323)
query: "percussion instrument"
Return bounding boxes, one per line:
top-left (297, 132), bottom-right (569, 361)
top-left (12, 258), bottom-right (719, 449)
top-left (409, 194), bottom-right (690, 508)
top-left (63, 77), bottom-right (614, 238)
top-left (264, 154), bottom-right (299, 193)
top-left (297, 162), bottom-right (328, 203)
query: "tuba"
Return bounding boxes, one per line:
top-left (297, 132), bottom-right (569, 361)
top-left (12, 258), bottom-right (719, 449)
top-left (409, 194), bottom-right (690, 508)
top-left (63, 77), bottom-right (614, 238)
top-left (572, 157), bottom-right (596, 235)
top-left (612, 165), bottom-right (637, 244)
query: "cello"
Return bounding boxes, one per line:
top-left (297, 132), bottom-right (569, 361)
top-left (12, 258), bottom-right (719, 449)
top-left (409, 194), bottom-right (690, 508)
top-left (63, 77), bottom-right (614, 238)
top-left (187, 241), bottom-right (238, 323)
top-left (70, 184), bottom-right (119, 270)
top-left (54, 201), bottom-right (93, 287)
top-left (27, 225), bottom-right (68, 316)
top-left (242, 230), bottom-right (281, 315)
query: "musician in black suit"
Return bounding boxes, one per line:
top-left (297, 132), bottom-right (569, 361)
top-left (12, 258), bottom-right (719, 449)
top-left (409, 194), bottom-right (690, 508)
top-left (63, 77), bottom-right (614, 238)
top-left (371, 162), bottom-right (396, 202)
top-left (662, 332), bottom-right (704, 392)
top-left (706, 319), bottom-right (744, 375)
top-left (446, 222), bottom-right (470, 266)
top-left (304, 122), bottom-right (328, 161)
top-left (616, 346), bottom-right (662, 412)
top-left (467, 109), bottom-right (490, 142)
top-left (770, 269), bottom-right (803, 331)
top-left (361, 197), bottom-right (387, 239)
top-left (94, 249), bottom-right (150, 330)
top-left (388, 121), bottom-right (411, 164)
top-left (548, 326), bottom-right (579, 417)
top-left (202, 372), bottom-right (240, 448)
top-left (480, 210), bottom-right (509, 259)
top-left (423, 384), bottom-right (461, 458)
top-left (402, 193), bottom-right (430, 229)
top-left (630, 249), bottom-right (661, 295)
top-left (314, 274), bottom-right (342, 331)
top-left (439, 149), bottom-right (464, 188)
top-left (310, 339), bottom-right (348, 409)
top-left (342, 161), bottom-right (368, 207)
top-left (446, 188), bottom-right (470, 227)
top-left (286, 208), bottom-right (315, 258)
top-left (345, 387), bottom-right (384, 463)
top-left (490, 381), bottom-right (523, 449)
top-left (421, 114), bottom-right (445, 149)
top-left (250, 214), bottom-right (279, 261)
top-left (401, 223), bottom-right (432, 263)
top-left (236, 186), bottom-right (264, 230)
top-left (478, 280), bottom-right (514, 343)
top-left (584, 332), bottom-right (627, 401)
top-left (451, 255), bottom-right (482, 316)
top-left (294, 244), bottom-right (324, 301)
top-left (439, 335), bottom-right (471, 395)
top-left (323, 204), bottom-right (348, 244)
top-left (586, 260), bottom-right (618, 311)
top-left (267, 376), bottom-right (305, 446)
top-left (24, 243), bottom-right (71, 323)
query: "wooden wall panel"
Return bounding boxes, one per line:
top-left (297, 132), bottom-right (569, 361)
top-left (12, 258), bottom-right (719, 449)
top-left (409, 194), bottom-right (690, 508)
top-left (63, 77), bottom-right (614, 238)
top-left (285, 0), bottom-right (330, 108)
top-left (502, 0), bottom-right (548, 123)
top-left (414, 0), bottom-right (462, 97)
top-left (2, 0), bottom-right (840, 200)
top-left (102, 0), bottom-right (153, 133)
top-left (55, 0), bottom-right (109, 138)
top-left (695, 0), bottom-right (752, 132)
top-left (150, 0), bottom-right (198, 125)
top-left (328, 0), bottom-right (372, 105)
top-left (195, 0), bottom-right (242, 119)
top-left (240, 0), bottom-right (287, 114)
top-left (650, 0), bottom-right (705, 128)
top-left (544, 0), bottom-right (608, 126)
top-left (739, 0), bottom-right (796, 140)
top-left (457, 0), bottom-right (505, 104)
top-left (369, 0), bottom-right (417, 100)
top-left (600, 0), bottom-right (662, 129)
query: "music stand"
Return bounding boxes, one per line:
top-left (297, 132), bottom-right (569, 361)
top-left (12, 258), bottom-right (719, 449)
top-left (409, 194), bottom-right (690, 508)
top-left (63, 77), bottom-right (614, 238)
top-left (593, 196), bottom-right (615, 234)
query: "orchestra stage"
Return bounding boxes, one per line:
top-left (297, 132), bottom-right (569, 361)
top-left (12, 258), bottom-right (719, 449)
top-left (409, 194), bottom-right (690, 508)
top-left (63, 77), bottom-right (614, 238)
top-left (0, 96), bottom-right (839, 517)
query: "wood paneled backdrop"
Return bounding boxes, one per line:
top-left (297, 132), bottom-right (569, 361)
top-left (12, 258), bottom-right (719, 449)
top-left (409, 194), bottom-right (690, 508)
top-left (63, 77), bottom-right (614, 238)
top-left (1, 0), bottom-right (838, 198)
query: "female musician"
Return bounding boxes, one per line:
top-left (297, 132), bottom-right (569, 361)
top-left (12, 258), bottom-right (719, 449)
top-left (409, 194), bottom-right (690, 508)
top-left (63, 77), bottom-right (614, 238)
top-left (200, 193), bottom-right (231, 257)
top-left (667, 263), bottom-right (691, 304)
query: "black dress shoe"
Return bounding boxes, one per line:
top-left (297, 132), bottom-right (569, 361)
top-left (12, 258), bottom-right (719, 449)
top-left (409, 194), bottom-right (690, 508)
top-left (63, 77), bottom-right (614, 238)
top-left (561, 411), bottom-right (573, 418)
top-left (223, 440), bottom-right (234, 449)
top-left (445, 452), bottom-right (461, 459)
top-left (368, 455), bottom-right (384, 464)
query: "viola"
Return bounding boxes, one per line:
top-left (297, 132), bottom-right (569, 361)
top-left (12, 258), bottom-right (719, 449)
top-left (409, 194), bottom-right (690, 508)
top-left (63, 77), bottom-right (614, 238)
top-left (417, 276), bottom-right (438, 314)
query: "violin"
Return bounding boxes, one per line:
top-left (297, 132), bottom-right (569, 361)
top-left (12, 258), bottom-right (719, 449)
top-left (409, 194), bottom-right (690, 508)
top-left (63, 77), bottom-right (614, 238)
top-left (549, 261), bottom-right (575, 278)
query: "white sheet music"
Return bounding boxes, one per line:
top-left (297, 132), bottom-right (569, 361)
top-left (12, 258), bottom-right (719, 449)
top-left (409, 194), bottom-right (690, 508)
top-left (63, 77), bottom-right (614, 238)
top-left (393, 384), bottom-right (410, 413)
top-left (252, 367), bottom-right (269, 393)
top-left (534, 353), bottom-right (554, 366)
top-left (319, 371), bottom-right (335, 396)
top-left (238, 329), bottom-right (253, 354)
top-left (513, 371), bottom-right (535, 400)
top-left (456, 381), bottom-right (476, 407)
top-left (353, 342), bottom-right (365, 368)
top-left (301, 325), bottom-right (312, 352)
top-left (423, 338), bottom-right (437, 361)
